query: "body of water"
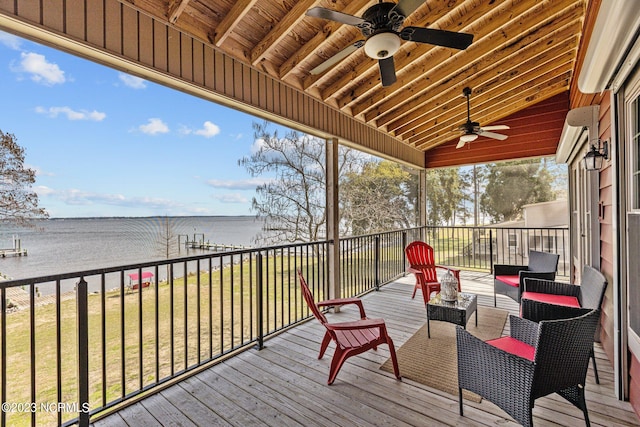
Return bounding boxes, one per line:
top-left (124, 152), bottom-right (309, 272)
top-left (0, 216), bottom-right (264, 281)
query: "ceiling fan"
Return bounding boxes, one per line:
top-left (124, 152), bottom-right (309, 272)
top-left (456, 87), bottom-right (510, 149)
top-left (306, 0), bottom-right (473, 87)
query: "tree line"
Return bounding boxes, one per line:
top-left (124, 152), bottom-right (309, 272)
top-left (239, 122), bottom-right (565, 244)
top-left (0, 124), bottom-right (564, 245)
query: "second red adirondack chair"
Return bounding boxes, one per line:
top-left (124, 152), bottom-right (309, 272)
top-left (405, 241), bottom-right (461, 304)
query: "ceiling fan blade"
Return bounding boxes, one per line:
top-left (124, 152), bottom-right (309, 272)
top-left (390, 0), bottom-right (425, 20)
top-left (310, 41), bottom-right (365, 75)
top-left (479, 131), bottom-right (508, 140)
top-left (400, 27), bottom-right (474, 50)
top-left (456, 138), bottom-right (466, 149)
top-left (379, 57), bottom-right (397, 87)
top-left (306, 7), bottom-right (366, 27)
top-left (481, 125), bottom-right (510, 131)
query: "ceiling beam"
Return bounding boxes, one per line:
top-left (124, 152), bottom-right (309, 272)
top-left (279, 1), bottom-right (370, 80)
top-left (360, 0), bottom-right (580, 126)
top-left (316, 0), bottom-right (469, 101)
top-left (214, 0), bottom-right (258, 47)
top-left (388, 21), bottom-right (581, 137)
top-left (168, 0), bottom-right (191, 24)
top-left (414, 72), bottom-right (571, 149)
top-left (250, 0), bottom-right (320, 66)
top-left (353, 0), bottom-right (537, 119)
top-left (337, 0), bottom-right (498, 111)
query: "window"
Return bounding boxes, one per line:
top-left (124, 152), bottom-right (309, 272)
top-left (633, 95), bottom-right (640, 209)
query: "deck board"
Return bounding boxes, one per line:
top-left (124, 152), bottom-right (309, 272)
top-left (92, 272), bottom-right (639, 427)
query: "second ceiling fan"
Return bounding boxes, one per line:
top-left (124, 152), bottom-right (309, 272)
top-left (306, 0), bottom-right (474, 87)
top-left (456, 87), bottom-right (510, 149)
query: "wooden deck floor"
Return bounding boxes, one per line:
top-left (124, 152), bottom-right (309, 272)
top-left (93, 272), bottom-right (639, 427)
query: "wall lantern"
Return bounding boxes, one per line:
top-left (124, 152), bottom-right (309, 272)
top-left (583, 139), bottom-right (609, 171)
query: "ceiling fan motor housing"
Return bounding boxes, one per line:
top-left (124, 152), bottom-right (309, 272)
top-left (361, 2), bottom-right (405, 59)
top-left (361, 2), bottom-right (404, 36)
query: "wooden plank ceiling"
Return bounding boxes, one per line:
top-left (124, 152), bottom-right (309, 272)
top-left (122, 0), bottom-right (586, 165)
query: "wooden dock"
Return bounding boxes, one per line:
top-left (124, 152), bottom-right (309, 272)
top-left (0, 247), bottom-right (27, 257)
top-left (0, 236), bottom-right (27, 257)
top-left (185, 241), bottom-right (249, 251)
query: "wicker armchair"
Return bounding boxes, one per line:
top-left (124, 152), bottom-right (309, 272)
top-left (457, 311), bottom-right (600, 427)
top-left (521, 265), bottom-right (608, 383)
top-left (493, 250), bottom-right (559, 305)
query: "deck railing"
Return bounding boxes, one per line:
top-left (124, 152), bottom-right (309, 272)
top-left (0, 225), bottom-right (568, 426)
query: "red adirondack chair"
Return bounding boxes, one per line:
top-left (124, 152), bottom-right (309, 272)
top-left (297, 270), bottom-right (401, 385)
top-left (405, 241), bottom-right (461, 304)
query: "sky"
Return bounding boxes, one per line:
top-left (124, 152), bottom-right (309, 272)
top-left (0, 31), bottom-right (285, 218)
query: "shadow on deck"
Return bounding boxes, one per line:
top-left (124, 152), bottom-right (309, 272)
top-left (92, 271), bottom-right (638, 427)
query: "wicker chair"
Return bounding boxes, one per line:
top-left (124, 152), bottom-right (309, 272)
top-left (493, 250), bottom-right (559, 306)
top-left (457, 311), bottom-right (600, 427)
top-left (521, 265), bottom-right (608, 383)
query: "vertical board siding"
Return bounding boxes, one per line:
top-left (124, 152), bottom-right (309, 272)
top-left (153, 20), bottom-right (167, 71)
top-left (122, 6), bottom-right (139, 61)
top-left (167, 27), bottom-right (181, 77)
top-left (85, 0), bottom-right (105, 48)
top-left (631, 354), bottom-right (640, 420)
top-left (181, 36), bottom-right (193, 81)
top-left (0, 0), bottom-right (425, 167)
top-left (203, 47), bottom-right (214, 89)
top-left (86, 0), bottom-right (104, 47)
top-left (66, 0), bottom-right (85, 39)
top-left (17, 0), bottom-right (39, 24)
top-left (43, 0), bottom-right (64, 32)
top-left (104, 0), bottom-right (122, 54)
top-left (598, 92), bottom-right (615, 367)
top-left (139, 14), bottom-right (154, 67)
top-left (192, 41), bottom-right (204, 86)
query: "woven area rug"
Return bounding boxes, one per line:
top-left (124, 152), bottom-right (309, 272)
top-left (380, 306), bottom-right (508, 402)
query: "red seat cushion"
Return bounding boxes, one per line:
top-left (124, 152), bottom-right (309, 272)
top-left (486, 336), bottom-right (535, 361)
top-left (496, 275), bottom-right (520, 287)
top-left (521, 291), bottom-right (581, 308)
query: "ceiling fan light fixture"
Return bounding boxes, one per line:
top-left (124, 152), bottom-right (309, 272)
top-left (460, 133), bottom-right (478, 143)
top-left (364, 32), bottom-right (401, 59)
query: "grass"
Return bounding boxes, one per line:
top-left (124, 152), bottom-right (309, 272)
top-left (1, 257), bottom-right (315, 426)
top-left (0, 240), bottom-right (451, 426)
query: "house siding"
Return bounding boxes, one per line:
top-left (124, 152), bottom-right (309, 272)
top-left (598, 94), bottom-right (615, 368)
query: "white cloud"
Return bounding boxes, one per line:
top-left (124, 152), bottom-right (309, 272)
top-left (36, 186), bottom-right (183, 210)
top-left (35, 106), bottom-right (106, 121)
top-left (194, 121), bottom-right (221, 138)
top-left (118, 73), bottom-right (146, 89)
top-left (17, 52), bottom-right (65, 85)
top-left (138, 118), bottom-right (169, 135)
top-left (180, 121), bottom-right (222, 138)
top-left (0, 32), bottom-right (21, 50)
top-left (206, 178), bottom-right (270, 190)
top-left (215, 193), bottom-right (249, 203)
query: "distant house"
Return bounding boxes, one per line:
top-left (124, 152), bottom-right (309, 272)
top-left (493, 199), bottom-right (569, 269)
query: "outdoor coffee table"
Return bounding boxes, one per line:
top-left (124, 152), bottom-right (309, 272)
top-left (426, 292), bottom-right (477, 338)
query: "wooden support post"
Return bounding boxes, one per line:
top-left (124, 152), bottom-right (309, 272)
top-left (419, 169), bottom-right (427, 241)
top-left (326, 138), bottom-right (340, 301)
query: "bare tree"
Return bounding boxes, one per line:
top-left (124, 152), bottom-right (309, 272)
top-left (0, 130), bottom-right (48, 225)
top-left (341, 160), bottom-right (418, 235)
top-left (238, 121), bottom-right (364, 244)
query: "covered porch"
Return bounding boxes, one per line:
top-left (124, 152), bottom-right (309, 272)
top-left (92, 271), bottom-right (635, 427)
